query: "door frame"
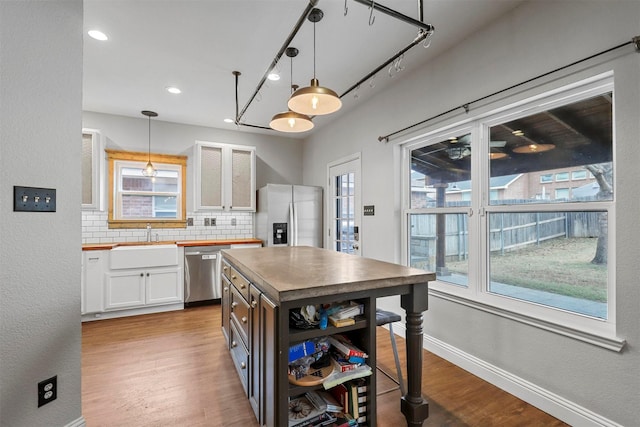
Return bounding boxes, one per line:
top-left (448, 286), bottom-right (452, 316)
top-left (326, 152), bottom-right (362, 254)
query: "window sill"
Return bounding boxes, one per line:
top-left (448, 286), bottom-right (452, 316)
top-left (428, 287), bottom-right (626, 352)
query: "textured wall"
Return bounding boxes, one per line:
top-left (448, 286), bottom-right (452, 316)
top-left (0, 1), bottom-right (83, 426)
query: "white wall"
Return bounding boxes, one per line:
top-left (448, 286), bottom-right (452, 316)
top-left (82, 111), bottom-right (304, 244)
top-left (0, 1), bottom-right (83, 426)
top-left (303, 1), bottom-right (640, 425)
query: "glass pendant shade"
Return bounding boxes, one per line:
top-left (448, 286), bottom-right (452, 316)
top-left (269, 110), bottom-right (314, 133)
top-left (142, 160), bottom-right (157, 177)
top-left (489, 151), bottom-right (508, 160)
top-left (288, 78), bottom-right (342, 116)
top-left (141, 110), bottom-right (158, 177)
top-left (512, 143), bottom-right (556, 154)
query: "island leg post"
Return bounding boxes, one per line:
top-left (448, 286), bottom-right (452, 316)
top-left (400, 282), bottom-right (429, 426)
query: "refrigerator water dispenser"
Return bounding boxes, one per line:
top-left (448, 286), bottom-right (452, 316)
top-left (273, 222), bottom-right (288, 245)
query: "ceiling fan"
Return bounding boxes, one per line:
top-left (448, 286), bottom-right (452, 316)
top-left (445, 135), bottom-right (507, 160)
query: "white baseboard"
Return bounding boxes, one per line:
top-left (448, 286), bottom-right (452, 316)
top-left (390, 323), bottom-right (621, 427)
top-left (81, 303), bottom-right (184, 322)
top-left (66, 416), bottom-right (86, 427)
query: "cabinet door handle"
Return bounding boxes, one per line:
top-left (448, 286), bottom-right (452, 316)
top-left (251, 300), bottom-right (258, 309)
top-left (240, 283), bottom-right (246, 289)
top-left (146, 273), bottom-right (150, 277)
top-left (223, 266), bottom-right (228, 272)
top-left (140, 273), bottom-right (144, 277)
top-left (231, 275), bottom-right (237, 280)
top-left (231, 302), bottom-right (238, 308)
top-left (240, 362), bottom-right (246, 369)
top-left (223, 286), bottom-right (229, 292)
top-left (231, 340), bottom-right (237, 348)
top-left (241, 316), bottom-right (247, 324)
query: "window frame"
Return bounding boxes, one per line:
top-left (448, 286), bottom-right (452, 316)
top-left (106, 149), bottom-right (187, 229)
top-left (82, 128), bottom-right (103, 210)
top-left (401, 72), bottom-right (623, 351)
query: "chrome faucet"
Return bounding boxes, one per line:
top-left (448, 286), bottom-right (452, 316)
top-left (146, 223), bottom-right (152, 242)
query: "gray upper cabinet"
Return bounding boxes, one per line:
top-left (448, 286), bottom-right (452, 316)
top-left (195, 141), bottom-right (256, 212)
top-left (82, 128), bottom-right (104, 210)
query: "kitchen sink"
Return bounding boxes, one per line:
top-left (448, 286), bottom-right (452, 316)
top-left (110, 244), bottom-right (179, 269)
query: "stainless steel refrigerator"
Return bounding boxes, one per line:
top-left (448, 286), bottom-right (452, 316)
top-left (255, 184), bottom-right (323, 247)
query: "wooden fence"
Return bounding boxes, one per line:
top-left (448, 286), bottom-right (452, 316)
top-left (410, 210), bottom-right (602, 265)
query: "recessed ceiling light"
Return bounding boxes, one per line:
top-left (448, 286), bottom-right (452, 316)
top-left (88, 30), bottom-right (108, 41)
top-left (223, 118), bottom-right (235, 124)
top-left (165, 86), bottom-right (181, 94)
top-left (267, 73), bottom-right (281, 81)
top-left (512, 129), bottom-right (524, 136)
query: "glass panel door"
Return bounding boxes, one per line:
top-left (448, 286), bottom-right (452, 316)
top-left (329, 156), bottom-right (361, 255)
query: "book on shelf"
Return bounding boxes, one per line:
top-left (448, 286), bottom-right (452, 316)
top-left (327, 301), bottom-right (364, 321)
top-left (331, 352), bottom-right (361, 373)
top-left (322, 364), bottom-right (372, 390)
top-left (348, 378), bottom-right (368, 421)
top-left (328, 335), bottom-right (368, 360)
top-left (289, 395), bottom-right (333, 427)
top-left (332, 413), bottom-right (358, 427)
top-left (328, 383), bottom-right (349, 413)
top-left (305, 390), bottom-right (344, 413)
top-left (328, 316), bottom-right (356, 328)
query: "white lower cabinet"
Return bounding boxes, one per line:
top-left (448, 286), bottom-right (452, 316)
top-left (105, 267), bottom-right (181, 310)
top-left (105, 270), bottom-right (145, 310)
top-left (82, 250), bottom-right (106, 314)
top-left (146, 268), bottom-right (182, 305)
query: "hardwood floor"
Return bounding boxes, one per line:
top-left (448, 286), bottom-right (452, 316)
top-left (82, 305), bottom-right (567, 426)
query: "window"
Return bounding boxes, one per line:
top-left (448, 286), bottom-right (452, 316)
top-left (107, 150), bottom-right (187, 228)
top-left (410, 131), bottom-right (471, 285)
top-left (554, 188), bottom-right (569, 199)
top-left (572, 169), bottom-right (588, 180)
top-left (540, 174), bottom-right (553, 183)
top-left (404, 74), bottom-right (615, 343)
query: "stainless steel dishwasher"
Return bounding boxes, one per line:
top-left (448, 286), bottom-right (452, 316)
top-left (184, 245), bottom-right (229, 307)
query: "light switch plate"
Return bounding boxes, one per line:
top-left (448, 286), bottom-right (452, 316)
top-left (14, 186), bottom-right (56, 212)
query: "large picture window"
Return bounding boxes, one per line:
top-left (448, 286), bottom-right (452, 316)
top-left (404, 74), bottom-right (615, 341)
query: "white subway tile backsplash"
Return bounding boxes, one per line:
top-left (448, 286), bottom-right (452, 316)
top-left (81, 210), bottom-right (255, 244)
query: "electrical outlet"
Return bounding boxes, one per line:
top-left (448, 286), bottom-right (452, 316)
top-left (187, 217), bottom-right (194, 226)
top-left (38, 375), bottom-right (57, 407)
top-left (204, 218), bottom-right (210, 226)
top-left (211, 217), bottom-right (216, 226)
top-left (231, 217), bottom-right (236, 226)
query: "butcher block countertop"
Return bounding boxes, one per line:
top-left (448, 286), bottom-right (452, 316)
top-left (222, 245), bottom-right (435, 303)
top-left (82, 238), bottom-right (262, 251)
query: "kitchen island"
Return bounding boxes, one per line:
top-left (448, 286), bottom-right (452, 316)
top-left (221, 246), bottom-right (434, 426)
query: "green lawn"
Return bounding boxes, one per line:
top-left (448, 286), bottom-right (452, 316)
top-left (447, 237), bottom-right (607, 302)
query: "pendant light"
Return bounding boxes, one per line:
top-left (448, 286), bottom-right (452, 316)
top-left (288, 8), bottom-right (342, 116)
top-left (141, 110), bottom-right (158, 177)
top-left (270, 47), bottom-right (314, 133)
top-left (512, 143), bottom-right (555, 154)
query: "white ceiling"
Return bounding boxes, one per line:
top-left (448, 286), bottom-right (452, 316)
top-left (83, 0), bottom-right (523, 138)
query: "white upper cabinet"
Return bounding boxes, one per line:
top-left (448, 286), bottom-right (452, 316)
top-left (82, 128), bottom-right (104, 210)
top-left (195, 141), bottom-right (256, 211)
